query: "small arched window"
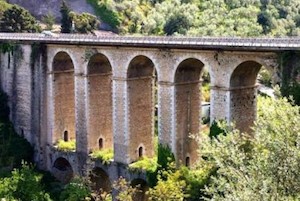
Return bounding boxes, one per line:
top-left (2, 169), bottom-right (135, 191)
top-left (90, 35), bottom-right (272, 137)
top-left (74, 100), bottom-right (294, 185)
top-left (20, 129), bottom-right (24, 137)
top-left (63, 131), bottom-right (68, 142)
top-left (185, 156), bottom-right (190, 167)
top-left (138, 146), bottom-right (143, 158)
top-left (98, 138), bottom-right (103, 150)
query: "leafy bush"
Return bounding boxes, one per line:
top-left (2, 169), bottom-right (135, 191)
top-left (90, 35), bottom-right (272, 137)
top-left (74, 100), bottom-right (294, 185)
top-left (59, 177), bottom-right (91, 201)
top-left (147, 163), bottom-right (188, 201)
top-left (129, 156), bottom-right (157, 173)
top-left (55, 139), bottom-right (76, 152)
top-left (0, 162), bottom-right (51, 201)
top-left (201, 96), bottom-right (300, 200)
top-left (90, 149), bottom-right (113, 164)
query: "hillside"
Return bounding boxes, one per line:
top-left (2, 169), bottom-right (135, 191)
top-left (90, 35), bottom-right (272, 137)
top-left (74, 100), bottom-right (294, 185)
top-left (7, 0), bottom-right (95, 21)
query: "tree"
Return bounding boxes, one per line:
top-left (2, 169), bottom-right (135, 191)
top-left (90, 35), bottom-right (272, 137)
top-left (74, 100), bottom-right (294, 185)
top-left (201, 96), bottom-right (300, 200)
top-left (69, 12), bottom-right (99, 34)
top-left (0, 5), bottom-right (40, 33)
top-left (60, 0), bottom-right (72, 33)
top-left (0, 163), bottom-right (51, 201)
top-left (42, 12), bottom-right (55, 30)
top-left (164, 13), bottom-right (191, 35)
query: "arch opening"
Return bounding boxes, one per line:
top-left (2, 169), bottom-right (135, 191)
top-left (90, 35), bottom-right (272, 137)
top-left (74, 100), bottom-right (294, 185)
top-left (174, 58), bottom-right (206, 166)
top-left (52, 52), bottom-right (75, 146)
top-left (87, 53), bottom-right (113, 152)
top-left (131, 179), bottom-right (149, 201)
top-left (52, 157), bottom-right (73, 184)
top-left (229, 61), bottom-right (264, 133)
top-left (127, 55), bottom-right (157, 162)
top-left (90, 167), bottom-right (111, 193)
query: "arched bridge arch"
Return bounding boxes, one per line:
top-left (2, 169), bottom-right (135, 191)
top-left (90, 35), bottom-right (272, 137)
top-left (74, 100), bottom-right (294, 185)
top-left (174, 58), bottom-right (204, 165)
top-left (52, 51), bottom-right (75, 145)
top-left (87, 53), bottom-right (113, 152)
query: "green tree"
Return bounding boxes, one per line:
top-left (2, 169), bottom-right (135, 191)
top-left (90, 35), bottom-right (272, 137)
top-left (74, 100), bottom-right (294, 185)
top-left (0, 163), bottom-right (51, 201)
top-left (60, 0), bottom-right (72, 33)
top-left (201, 96), bottom-right (300, 200)
top-left (69, 12), bottom-right (99, 34)
top-left (59, 177), bottom-right (91, 201)
top-left (42, 12), bottom-right (55, 30)
top-left (0, 4), bottom-right (40, 33)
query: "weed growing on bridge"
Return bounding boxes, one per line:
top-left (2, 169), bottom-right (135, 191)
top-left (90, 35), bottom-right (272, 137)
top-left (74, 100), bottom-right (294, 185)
top-left (129, 156), bottom-right (157, 173)
top-left (55, 139), bottom-right (76, 152)
top-left (90, 149), bottom-right (113, 165)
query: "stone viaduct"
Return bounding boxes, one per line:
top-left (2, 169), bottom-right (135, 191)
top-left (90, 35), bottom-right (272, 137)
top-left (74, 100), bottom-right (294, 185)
top-left (0, 33), bottom-right (291, 191)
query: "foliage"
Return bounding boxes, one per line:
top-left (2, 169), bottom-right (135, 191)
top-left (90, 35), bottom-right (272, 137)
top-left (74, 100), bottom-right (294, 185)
top-left (147, 162), bottom-right (187, 201)
top-left (201, 96), bottom-right (300, 200)
top-left (69, 12), bottom-right (99, 33)
top-left (90, 149), bottom-right (113, 164)
top-left (60, 0), bottom-right (72, 33)
top-left (113, 177), bottom-right (140, 201)
top-left (278, 51), bottom-right (300, 105)
top-left (0, 4), bottom-right (41, 33)
top-left (0, 162), bottom-right (51, 201)
top-left (0, 0), bottom-right (11, 16)
top-left (42, 12), bottom-right (55, 30)
top-left (208, 120), bottom-right (226, 139)
top-left (129, 156), bottom-right (157, 173)
top-left (87, 0), bottom-right (120, 30)
top-left (0, 90), bottom-right (33, 174)
top-left (258, 66), bottom-right (272, 87)
top-left (59, 177), bottom-right (91, 201)
top-left (55, 139), bottom-right (76, 152)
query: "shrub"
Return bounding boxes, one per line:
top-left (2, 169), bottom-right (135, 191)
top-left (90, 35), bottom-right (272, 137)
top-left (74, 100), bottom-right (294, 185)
top-left (59, 177), bottom-right (91, 201)
top-left (90, 149), bottom-right (113, 165)
top-left (0, 162), bottom-right (51, 201)
top-left (55, 139), bottom-right (76, 152)
top-left (129, 156), bottom-right (157, 173)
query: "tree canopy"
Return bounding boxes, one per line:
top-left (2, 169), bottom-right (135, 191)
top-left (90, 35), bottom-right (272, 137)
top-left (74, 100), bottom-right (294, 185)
top-left (0, 4), bottom-right (40, 33)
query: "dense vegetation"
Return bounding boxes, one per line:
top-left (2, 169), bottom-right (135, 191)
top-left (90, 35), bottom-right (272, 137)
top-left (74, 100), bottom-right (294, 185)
top-left (86, 0), bottom-right (300, 36)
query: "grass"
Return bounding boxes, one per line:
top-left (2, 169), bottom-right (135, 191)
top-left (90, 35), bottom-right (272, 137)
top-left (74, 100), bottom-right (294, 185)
top-left (90, 149), bottom-right (114, 165)
top-left (55, 139), bottom-right (76, 152)
top-left (129, 156), bottom-right (158, 173)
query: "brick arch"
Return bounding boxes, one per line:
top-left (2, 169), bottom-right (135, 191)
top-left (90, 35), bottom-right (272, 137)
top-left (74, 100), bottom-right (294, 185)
top-left (229, 60), bottom-right (263, 133)
top-left (127, 55), bottom-right (156, 162)
top-left (90, 167), bottom-right (111, 193)
top-left (127, 55), bottom-right (156, 78)
top-left (52, 51), bottom-right (76, 145)
top-left (174, 58), bottom-right (205, 165)
top-left (86, 53), bottom-right (113, 152)
top-left (52, 157), bottom-right (74, 184)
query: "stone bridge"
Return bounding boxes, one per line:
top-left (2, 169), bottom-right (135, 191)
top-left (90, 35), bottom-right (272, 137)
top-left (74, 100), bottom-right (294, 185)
top-left (0, 33), bottom-right (292, 190)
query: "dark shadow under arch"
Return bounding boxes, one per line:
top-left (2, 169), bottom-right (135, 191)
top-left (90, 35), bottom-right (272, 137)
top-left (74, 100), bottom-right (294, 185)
top-left (131, 178), bottom-right (149, 201)
top-left (230, 61), bottom-right (262, 88)
top-left (52, 157), bottom-right (73, 184)
top-left (90, 167), bottom-right (111, 193)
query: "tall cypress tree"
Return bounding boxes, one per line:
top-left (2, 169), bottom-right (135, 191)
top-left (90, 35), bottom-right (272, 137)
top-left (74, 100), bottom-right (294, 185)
top-left (60, 0), bottom-right (72, 33)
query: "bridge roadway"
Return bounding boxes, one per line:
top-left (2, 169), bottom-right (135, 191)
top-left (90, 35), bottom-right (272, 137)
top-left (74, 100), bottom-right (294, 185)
top-left (0, 32), bottom-right (300, 51)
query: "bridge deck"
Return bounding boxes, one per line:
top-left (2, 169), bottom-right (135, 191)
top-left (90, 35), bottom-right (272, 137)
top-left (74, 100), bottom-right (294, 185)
top-left (0, 33), bottom-right (299, 51)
